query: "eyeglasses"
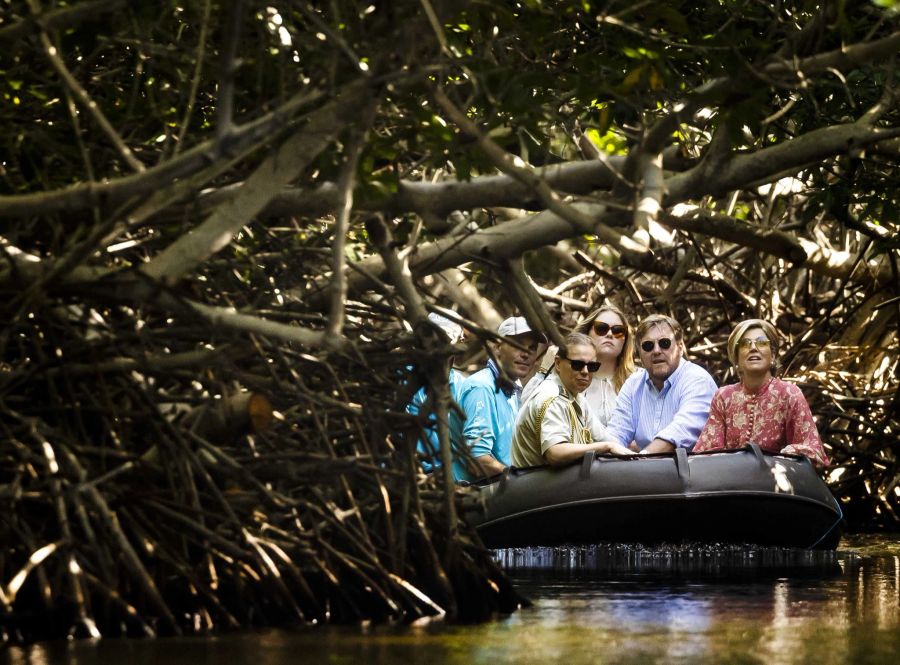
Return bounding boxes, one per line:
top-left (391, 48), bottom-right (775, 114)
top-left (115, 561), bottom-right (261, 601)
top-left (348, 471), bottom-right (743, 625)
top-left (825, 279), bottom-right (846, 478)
top-left (593, 322), bottom-right (627, 338)
top-left (738, 337), bottom-right (771, 351)
top-left (560, 358), bottom-right (601, 373)
top-left (641, 338), bottom-right (673, 353)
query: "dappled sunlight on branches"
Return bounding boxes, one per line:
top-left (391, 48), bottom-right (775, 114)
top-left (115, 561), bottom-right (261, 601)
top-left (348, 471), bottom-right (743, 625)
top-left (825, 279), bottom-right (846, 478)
top-left (1, 0), bottom-right (898, 642)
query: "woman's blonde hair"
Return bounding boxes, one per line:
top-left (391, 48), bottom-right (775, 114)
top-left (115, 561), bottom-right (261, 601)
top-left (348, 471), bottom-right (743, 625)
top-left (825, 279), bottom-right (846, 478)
top-left (727, 318), bottom-right (780, 371)
top-left (574, 303), bottom-right (636, 391)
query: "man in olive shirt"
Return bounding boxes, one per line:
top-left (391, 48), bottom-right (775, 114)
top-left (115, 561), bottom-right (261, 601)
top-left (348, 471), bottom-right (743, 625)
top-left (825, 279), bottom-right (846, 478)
top-left (512, 333), bottom-right (631, 467)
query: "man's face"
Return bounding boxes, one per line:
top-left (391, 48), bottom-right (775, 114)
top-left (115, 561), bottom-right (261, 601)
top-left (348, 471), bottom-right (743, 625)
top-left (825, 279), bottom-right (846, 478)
top-left (554, 343), bottom-right (598, 395)
top-left (639, 323), bottom-right (683, 388)
top-left (495, 334), bottom-right (541, 380)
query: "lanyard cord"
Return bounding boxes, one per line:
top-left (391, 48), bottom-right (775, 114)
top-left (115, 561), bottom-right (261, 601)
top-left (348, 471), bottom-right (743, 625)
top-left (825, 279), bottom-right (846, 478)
top-left (536, 395), bottom-right (591, 444)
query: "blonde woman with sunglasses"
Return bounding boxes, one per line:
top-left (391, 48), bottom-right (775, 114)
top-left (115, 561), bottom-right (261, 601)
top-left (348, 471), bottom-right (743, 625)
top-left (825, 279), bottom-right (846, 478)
top-left (693, 319), bottom-right (829, 469)
top-left (520, 304), bottom-right (636, 426)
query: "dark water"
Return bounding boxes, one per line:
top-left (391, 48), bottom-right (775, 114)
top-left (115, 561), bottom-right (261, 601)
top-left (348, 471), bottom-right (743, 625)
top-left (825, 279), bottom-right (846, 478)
top-left (4, 535), bottom-right (899, 665)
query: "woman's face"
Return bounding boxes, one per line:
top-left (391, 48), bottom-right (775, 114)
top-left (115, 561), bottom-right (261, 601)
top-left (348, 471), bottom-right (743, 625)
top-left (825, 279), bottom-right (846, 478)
top-left (589, 310), bottom-right (627, 361)
top-left (737, 326), bottom-right (775, 377)
top-left (555, 343), bottom-right (598, 395)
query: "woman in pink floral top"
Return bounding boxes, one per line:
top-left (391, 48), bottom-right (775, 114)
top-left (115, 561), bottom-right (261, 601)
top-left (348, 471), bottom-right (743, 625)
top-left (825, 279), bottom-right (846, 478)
top-left (693, 319), bottom-right (829, 469)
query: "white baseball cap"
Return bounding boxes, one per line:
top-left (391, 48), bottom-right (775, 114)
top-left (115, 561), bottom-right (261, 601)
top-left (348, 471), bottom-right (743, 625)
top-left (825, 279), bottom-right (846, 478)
top-left (428, 312), bottom-right (464, 343)
top-left (497, 316), bottom-right (542, 339)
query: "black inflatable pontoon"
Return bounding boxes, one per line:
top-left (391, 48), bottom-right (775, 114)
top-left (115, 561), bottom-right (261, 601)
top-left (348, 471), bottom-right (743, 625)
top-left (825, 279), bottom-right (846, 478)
top-left (466, 444), bottom-right (843, 550)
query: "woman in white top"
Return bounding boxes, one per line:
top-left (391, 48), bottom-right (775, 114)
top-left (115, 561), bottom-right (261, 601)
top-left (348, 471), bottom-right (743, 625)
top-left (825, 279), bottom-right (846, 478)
top-left (521, 303), bottom-right (636, 426)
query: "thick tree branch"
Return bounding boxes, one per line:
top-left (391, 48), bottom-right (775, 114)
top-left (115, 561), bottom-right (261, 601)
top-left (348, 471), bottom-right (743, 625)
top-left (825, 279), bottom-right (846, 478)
top-left (190, 157), bottom-right (632, 220)
top-left (500, 257), bottom-right (564, 347)
top-left (0, 0), bottom-right (124, 44)
top-left (317, 202), bottom-right (612, 305)
top-left (0, 252), bottom-right (331, 349)
top-left (328, 113), bottom-right (371, 338)
top-left (143, 80), bottom-right (372, 284)
top-left (366, 214), bottom-right (459, 552)
top-left (633, 152), bottom-right (665, 245)
top-left (623, 30), bottom-right (900, 188)
top-left (660, 209), bottom-right (892, 285)
top-left (47, 347), bottom-right (228, 377)
top-left (0, 88), bottom-right (326, 218)
top-left (766, 30), bottom-right (900, 81)
top-left (667, 123), bottom-right (900, 202)
top-left (216, 0), bottom-right (244, 140)
top-left (312, 185), bottom-right (892, 311)
top-left (433, 85), bottom-right (646, 254)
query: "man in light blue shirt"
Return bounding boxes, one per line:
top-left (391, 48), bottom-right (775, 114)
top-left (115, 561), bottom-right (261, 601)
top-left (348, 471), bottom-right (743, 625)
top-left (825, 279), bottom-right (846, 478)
top-left (451, 317), bottom-right (543, 482)
top-left (407, 313), bottom-right (467, 472)
top-left (604, 314), bottom-right (717, 453)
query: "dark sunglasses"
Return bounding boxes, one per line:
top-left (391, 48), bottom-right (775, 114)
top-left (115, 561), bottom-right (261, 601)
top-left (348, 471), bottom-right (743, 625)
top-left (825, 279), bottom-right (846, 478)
top-left (641, 338), bottom-right (673, 353)
top-left (561, 358), bottom-right (601, 373)
top-left (593, 322), bottom-right (627, 338)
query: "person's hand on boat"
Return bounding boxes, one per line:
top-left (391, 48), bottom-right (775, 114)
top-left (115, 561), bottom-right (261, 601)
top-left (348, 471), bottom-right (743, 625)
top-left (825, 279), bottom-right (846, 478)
top-left (600, 441), bottom-right (633, 456)
top-left (544, 441), bottom-right (631, 465)
top-left (637, 438), bottom-right (677, 455)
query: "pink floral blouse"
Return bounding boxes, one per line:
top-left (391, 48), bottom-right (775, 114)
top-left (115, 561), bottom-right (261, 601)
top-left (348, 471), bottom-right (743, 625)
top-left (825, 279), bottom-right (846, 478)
top-left (693, 377), bottom-right (829, 468)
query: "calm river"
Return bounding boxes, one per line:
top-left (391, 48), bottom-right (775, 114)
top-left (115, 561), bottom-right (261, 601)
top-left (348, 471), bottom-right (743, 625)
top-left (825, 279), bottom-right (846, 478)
top-left (4, 534), bottom-right (898, 665)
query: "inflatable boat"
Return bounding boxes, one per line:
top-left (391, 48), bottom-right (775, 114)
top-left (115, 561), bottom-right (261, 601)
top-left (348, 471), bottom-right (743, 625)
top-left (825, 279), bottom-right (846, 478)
top-left (465, 444), bottom-right (843, 550)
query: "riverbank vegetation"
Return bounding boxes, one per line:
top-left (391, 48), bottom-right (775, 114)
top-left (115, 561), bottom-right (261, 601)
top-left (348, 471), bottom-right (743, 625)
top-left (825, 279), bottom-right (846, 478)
top-left (1, 0), bottom-right (898, 643)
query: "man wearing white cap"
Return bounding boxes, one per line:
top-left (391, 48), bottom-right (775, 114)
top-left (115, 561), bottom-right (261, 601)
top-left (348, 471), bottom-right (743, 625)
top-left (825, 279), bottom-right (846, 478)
top-left (450, 316), bottom-right (544, 482)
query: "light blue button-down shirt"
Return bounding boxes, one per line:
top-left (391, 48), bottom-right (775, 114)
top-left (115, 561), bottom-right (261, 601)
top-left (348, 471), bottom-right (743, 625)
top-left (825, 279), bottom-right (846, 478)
top-left (606, 359), bottom-right (717, 450)
top-left (450, 361), bottom-right (519, 481)
top-left (407, 368), bottom-right (465, 472)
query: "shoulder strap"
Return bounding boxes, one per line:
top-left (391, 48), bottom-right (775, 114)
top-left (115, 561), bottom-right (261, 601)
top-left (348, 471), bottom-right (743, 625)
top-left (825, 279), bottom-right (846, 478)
top-left (535, 395), bottom-right (557, 443)
top-left (534, 391), bottom-right (592, 445)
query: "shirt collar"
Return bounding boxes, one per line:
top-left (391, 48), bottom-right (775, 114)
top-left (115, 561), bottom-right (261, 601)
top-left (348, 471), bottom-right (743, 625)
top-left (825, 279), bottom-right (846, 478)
top-left (488, 359), bottom-right (521, 398)
top-left (642, 357), bottom-right (685, 393)
top-left (550, 372), bottom-right (579, 401)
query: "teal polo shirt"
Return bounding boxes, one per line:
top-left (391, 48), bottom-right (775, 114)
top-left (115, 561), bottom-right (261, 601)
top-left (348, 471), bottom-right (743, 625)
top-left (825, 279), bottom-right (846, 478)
top-left (450, 360), bottom-right (519, 482)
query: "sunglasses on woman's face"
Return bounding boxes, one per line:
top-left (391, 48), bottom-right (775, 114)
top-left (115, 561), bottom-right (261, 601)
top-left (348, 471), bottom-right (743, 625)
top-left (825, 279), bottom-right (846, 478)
top-left (738, 336), bottom-right (771, 350)
top-left (640, 338), bottom-right (673, 353)
top-left (593, 322), bottom-right (627, 338)
top-left (561, 358), bottom-right (601, 373)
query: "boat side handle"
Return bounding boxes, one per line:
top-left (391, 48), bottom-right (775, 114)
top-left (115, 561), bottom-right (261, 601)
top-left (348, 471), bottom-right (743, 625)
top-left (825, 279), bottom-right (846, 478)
top-left (747, 442), bottom-right (770, 468)
top-left (498, 466), bottom-right (511, 493)
top-left (675, 447), bottom-right (690, 480)
top-left (579, 450), bottom-right (596, 480)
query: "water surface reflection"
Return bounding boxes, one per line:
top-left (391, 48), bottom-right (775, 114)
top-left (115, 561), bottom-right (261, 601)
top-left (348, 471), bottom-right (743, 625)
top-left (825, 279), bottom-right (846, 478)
top-left (4, 535), bottom-right (898, 665)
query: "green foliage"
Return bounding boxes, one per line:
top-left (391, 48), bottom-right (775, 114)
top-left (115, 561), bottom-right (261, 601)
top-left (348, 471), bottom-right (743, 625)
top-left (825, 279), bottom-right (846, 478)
top-left (0, 0), bottom-right (897, 487)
